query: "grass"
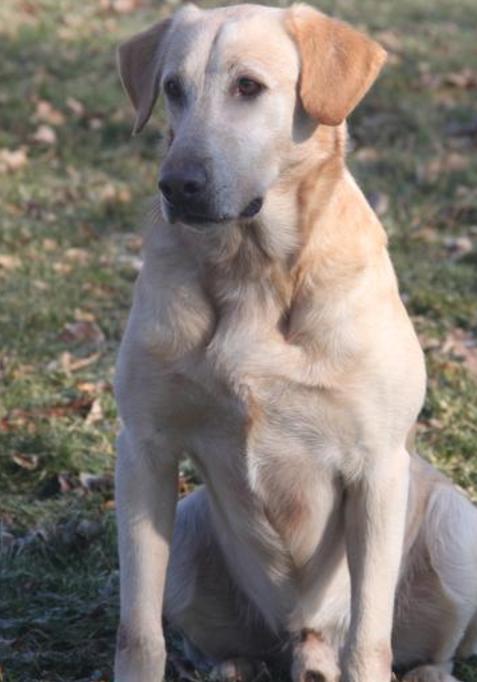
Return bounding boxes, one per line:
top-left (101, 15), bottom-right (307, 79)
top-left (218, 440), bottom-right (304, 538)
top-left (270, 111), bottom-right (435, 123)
top-left (0, 0), bottom-right (476, 680)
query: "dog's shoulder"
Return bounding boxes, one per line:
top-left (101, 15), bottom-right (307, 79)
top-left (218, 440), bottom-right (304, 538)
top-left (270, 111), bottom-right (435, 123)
top-left (120, 223), bottom-right (215, 362)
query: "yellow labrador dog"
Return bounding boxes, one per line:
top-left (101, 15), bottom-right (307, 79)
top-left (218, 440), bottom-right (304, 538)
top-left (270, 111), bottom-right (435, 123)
top-left (114, 4), bottom-right (477, 682)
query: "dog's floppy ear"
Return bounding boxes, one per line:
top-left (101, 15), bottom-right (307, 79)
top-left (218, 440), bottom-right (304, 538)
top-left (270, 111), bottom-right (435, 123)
top-left (117, 18), bottom-right (172, 134)
top-left (285, 4), bottom-right (386, 126)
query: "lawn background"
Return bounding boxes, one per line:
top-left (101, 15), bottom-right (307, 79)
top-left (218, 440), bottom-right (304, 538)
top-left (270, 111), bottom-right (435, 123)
top-left (0, 0), bottom-right (476, 680)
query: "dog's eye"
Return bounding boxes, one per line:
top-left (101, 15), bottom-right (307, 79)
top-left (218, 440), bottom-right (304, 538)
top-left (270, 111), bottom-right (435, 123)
top-left (237, 77), bottom-right (264, 98)
top-left (164, 77), bottom-right (182, 101)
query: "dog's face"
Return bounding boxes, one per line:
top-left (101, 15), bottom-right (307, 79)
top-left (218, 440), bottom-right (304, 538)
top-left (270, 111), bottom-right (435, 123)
top-left (118, 3), bottom-right (386, 228)
top-left (156, 5), bottom-right (299, 226)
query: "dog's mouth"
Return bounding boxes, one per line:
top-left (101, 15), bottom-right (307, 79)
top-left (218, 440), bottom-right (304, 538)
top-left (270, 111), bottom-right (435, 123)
top-left (163, 197), bottom-right (264, 228)
top-left (239, 197), bottom-right (264, 219)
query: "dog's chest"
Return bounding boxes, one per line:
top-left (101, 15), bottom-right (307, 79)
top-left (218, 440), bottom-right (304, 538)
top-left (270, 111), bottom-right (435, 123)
top-left (171, 346), bottom-right (343, 563)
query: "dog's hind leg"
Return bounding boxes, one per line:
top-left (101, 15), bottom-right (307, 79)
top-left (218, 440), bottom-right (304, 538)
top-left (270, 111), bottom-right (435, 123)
top-left (164, 486), bottom-right (284, 670)
top-left (458, 610), bottom-right (477, 659)
top-left (395, 482), bottom-right (477, 682)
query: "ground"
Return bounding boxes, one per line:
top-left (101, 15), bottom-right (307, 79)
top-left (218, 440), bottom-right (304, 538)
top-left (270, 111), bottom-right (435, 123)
top-left (0, 0), bottom-right (476, 680)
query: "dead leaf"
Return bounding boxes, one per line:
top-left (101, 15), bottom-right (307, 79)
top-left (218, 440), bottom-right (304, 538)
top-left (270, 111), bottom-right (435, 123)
top-left (100, 183), bottom-right (132, 204)
top-left (76, 381), bottom-right (98, 393)
top-left (89, 117), bottom-right (103, 130)
top-left (417, 153), bottom-right (470, 184)
top-left (0, 147), bottom-right (28, 173)
top-left (354, 146), bottom-right (380, 163)
top-left (0, 255), bottom-right (21, 271)
top-left (2, 398), bottom-right (94, 433)
top-left (74, 308), bottom-right (96, 322)
top-left (179, 472), bottom-right (195, 497)
top-left (79, 472), bottom-right (114, 492)
top-left (11, 363), bottom-right (35, 379)
top-left (1, 397), bottom-right (99, 433)
top-left (112, 0), bottom-right (143, 13)
top-left (42, 238), bottom-right (58, 251)
top-left (117, 253), bottom-right (143, 271)
top-left (443, 68), bottom-right (477, 89)
top-left (85, 398), bottom-right (103, 425)
top-left (52, 261), bottom-right (73, 274)
top-left (11, 453), bottom-right (39, 471)
top-left (59, 320), bottom-right (105, 345)
top-left (68, 352), bottom-right (101, 372)
top-left (443, 236), bottom-right (473, 259)
top-left (419, 64), bottom-right (477, 91)
top-left (35, 100), bottom-right (65, 126)
top-left (76, 380), bottom-right (110, 394)
top-left (32, 124), bottom-right (57, 145)
top-left (441, 328), bottom-right (477, 378)
top-left (66, 97), bottom-right (85, 116)
top-left (64, 247), bottom-right (90, 265)
top-left (412, 227), bottom-right (439, 244)
top-left (55, 350), bottom-right (101, 373)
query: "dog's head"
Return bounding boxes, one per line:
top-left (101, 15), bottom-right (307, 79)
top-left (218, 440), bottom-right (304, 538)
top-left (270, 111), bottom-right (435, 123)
top-left (118, 3), bottom-right (386, 229)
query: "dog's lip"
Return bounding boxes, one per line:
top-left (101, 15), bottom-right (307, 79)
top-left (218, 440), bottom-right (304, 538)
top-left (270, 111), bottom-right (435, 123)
top-left (181, 212), bottom-right (228, 226)
top-left (162, 196), bottom-right (264, 226)
top-left (162, 197), bottom-right (228, 226)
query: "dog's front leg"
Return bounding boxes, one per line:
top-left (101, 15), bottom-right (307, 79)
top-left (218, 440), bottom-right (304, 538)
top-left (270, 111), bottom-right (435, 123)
top-left (114, 428), bottom-right (178, 682)
top-left (342, 448), bottom-right (410, 682)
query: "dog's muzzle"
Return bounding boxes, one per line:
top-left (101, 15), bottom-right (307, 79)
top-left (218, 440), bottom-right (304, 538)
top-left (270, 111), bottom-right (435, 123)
top-left (158, 161), bottom-right (264, 227)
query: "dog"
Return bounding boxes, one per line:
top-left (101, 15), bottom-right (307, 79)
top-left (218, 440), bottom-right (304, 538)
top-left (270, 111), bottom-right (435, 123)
top-left (113, 4), bottom-right (477, 681)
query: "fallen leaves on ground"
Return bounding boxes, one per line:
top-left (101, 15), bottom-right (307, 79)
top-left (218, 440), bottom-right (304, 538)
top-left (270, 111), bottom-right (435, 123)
top-left (0, 254), bottom-right (22, 270)
top-left (443, 236), bottom-right (473, 260)
top-left (0, 397), bottom-right (95, 432)
top-left (416, 153), bottom-right (470, 184)
top-left (32, 124), bottom-right (57, 145)
top-left (100, 183), bottom-right (132, 205)
top-left (57, 350), bottom-right (101, 373)
top-left (85, 397), bottom-right (104, 425)
top-left (38, 471), bottom-right (114, 501)
top-left (64, 247), bottom-right (90, 265)
top-left (79, 472), bottom-right (114, 493)
top-left (443, 68), bottom-right (477, 89)
top-left (418, 65), bottom-right (477, 91)
top-left (11, 453), bottom-right (39, 471)
top-left (34, 100), bottom-right (65, 126)
top-left (66, 96), bottom-right (85, 116)
top-left (59, 320), bottom-right (105, 345)
top-left (0, 147), bottom-right (28, 173)
top-left (99, 0), bottom-right (143, 13)
top-left (441, 329), bottom-right (477, 378)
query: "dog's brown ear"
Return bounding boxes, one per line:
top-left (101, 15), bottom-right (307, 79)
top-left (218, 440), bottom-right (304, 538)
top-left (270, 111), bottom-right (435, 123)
top-left (117, 18), bottom-right (172, 134)
top-left (285, 4), bottom-right (386, 126)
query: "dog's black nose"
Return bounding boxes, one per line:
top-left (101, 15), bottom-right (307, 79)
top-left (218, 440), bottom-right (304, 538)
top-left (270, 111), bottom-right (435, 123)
top-left (158, 163), bottom-right (207, 206)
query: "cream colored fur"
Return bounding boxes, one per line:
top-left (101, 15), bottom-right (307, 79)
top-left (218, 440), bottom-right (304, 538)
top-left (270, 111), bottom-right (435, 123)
top-left (114, 4), bottom-right (477, 682)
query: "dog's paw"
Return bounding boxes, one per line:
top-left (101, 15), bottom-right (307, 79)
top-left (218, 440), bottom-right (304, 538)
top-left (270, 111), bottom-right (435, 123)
top-left (210, 659), bottom-right (270, 682)
top-left (402, 665), bottom-right (458, 682)
top-left (291, 630), bottom-right (340, 682)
